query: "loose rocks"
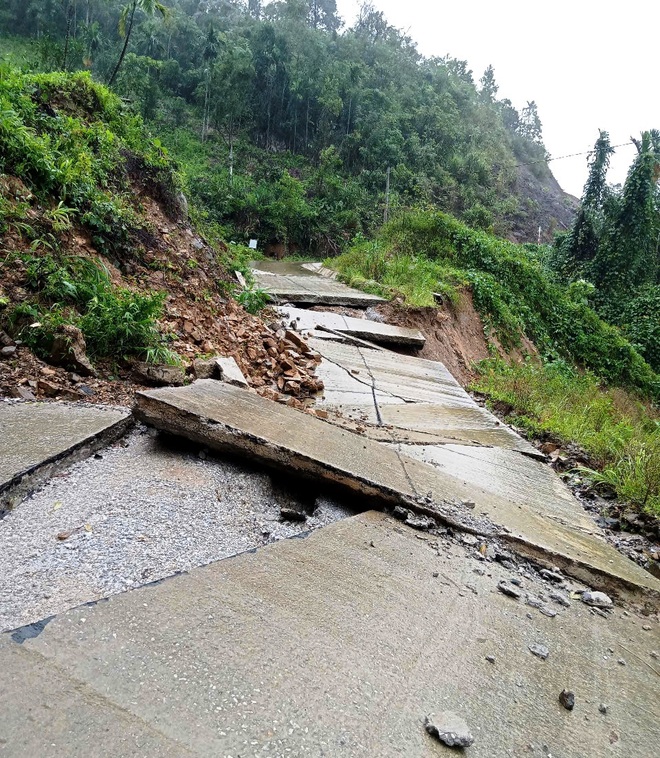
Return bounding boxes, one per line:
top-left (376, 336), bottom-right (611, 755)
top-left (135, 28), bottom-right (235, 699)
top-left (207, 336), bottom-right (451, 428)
top-left (424, 712), bottom-right (474, 748)
top-left (529, 643), bottom-right (550, 660)
top-left (559, 690), bottom-right (575, 710)
top-left (497, 580), bottom-right (522, 599)
top-left (581, 591), bottom-right (613, 608)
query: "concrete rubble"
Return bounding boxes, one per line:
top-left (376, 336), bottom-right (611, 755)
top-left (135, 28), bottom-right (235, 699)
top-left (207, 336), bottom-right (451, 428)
top-left (278, 304), bottom-right (426, 348)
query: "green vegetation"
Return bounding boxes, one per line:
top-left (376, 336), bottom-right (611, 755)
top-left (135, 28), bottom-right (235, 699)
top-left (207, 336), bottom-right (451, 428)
top-left (554, 130), bottom-right (660, 371)
top-left (0, 67), bottom-right (183, 363)
top-left (1, 0), bottom-right (558, 252)
top-left (473, 360), bottom-right (660, 517)
top-left (0, 67), bottom-right (179, 255)
top-left (7, 252), bottom-right (175, 362)
top-left (332, 210), bottom-right (659, 397)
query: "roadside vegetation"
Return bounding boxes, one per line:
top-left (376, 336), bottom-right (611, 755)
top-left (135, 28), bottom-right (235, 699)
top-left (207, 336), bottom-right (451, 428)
top-left (473, 360), bottom-right (660, 517)
top-left (331, 210), bottom-right (659, 397)
top-left (0, 68), bottom-right (181, 363)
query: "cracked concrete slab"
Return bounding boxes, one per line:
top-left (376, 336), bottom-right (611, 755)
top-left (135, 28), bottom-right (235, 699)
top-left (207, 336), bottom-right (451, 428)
top-left (277, 305), bottom-right (426, 347)
top-left (133, 380), bottom-right (660, 601)
top-left (311, 338), bottom-right (539, 456)
top-left (0, 402), bottom-right (132, 516)
top-left (251, 261), bottom-right (386, 306)
top-left (2, 512), bottom-right (658, 757)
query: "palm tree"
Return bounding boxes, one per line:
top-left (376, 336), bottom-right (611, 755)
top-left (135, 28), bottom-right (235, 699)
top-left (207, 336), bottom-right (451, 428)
top-left (108, 0), bottom-right (167, 87)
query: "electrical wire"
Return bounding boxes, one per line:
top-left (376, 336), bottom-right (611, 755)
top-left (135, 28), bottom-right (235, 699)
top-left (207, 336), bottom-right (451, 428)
top-left (516, 141), bottom-right (635, 168)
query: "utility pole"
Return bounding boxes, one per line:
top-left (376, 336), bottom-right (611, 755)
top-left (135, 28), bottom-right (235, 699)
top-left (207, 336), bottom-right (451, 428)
top-left (384, 166), bottom-right (391, 224)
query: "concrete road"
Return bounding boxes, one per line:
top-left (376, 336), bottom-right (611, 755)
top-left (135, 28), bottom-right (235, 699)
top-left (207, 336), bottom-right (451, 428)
top-left (2, 512), bottom-right (658, 757)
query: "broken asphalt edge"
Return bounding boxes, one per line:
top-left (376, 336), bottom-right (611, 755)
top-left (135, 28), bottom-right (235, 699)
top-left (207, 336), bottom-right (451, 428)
top-left (133, 391), bottom-right (660, 610)
top-left (0, 405), bottom-right (134, 519)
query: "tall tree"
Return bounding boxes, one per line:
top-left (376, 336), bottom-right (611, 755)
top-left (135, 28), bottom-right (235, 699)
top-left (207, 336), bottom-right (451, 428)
top-left (108, 0), bottom-right (167, 87)
top-left (591, 130), bottom-right (660, 299)
top-left (561, 130), bottom-right (614, 271)
top-left (479, 64), bottom-right (498, 103)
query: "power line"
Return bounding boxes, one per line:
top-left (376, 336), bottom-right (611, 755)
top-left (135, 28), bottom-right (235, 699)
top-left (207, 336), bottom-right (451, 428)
top-left (516, 141), bottom-right (635, 168)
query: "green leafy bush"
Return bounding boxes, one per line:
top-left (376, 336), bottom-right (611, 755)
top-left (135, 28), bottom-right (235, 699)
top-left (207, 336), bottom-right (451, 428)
top-left (0, 68), bottom-right (179, 253)
top-left (7, 253), bottom-right (169, 361)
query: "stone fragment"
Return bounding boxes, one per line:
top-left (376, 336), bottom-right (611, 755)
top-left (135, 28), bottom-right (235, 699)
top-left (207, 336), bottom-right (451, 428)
top-left (497, 580), bottom-right (522, 599)
top-left (9, 386), bottom-right (36, 401)
top-left (559, 690), bottom-right (575, 710)
top-left (215, 356), bottom-right (249, 388)
top-left (528, 643), bottom-right (549, 660)
top-left (134, 362), bottom-right (186, 387)
top-left (581, 591), bottom-right (613, 608)
top-left (424, 712), bottom-right (474, 748)
top-left (37, 379), bottom-right (60, 397)
top-left (540, 569), bottom-right (563, 583)
top-left (1, 345), bottom-right (16, 357)
top-left (191, 357), bottom-right (219, 380)
top-left (285, 329), bottom-right (310, 353)
top-left (405, 513), bottom-right (436, 531)
top-left (599, 704), bottom-right (608, 714)
top-left (485, 655), bottom-right (496, 664)
top-left (549, 590), bottom-right (571, 607)
top-left (525, 594), bottom-right (543, 609)
top-left (50, 324), bottom-right (96, 376)
top-left (539, 606), bottom-right (558, 618)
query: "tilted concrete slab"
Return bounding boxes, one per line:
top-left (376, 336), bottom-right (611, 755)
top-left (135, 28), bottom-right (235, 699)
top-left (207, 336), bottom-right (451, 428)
top-left (2, 513), bottom-right (658, 757)
top-left (278, 305), bottom-right (426, 347)
top-left (133, 380), bottom-right (660, 601)
top-left (251, 260), bottom-right (385, 306)
top-left (311, 338), bottom-right (540, 456)
top-left (0, 402), bottom-right (132, 516)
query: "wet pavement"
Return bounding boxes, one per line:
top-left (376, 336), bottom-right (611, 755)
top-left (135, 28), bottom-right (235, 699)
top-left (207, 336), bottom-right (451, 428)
top-left (251, 260), bottom-right (386, 306)
top-left (2, 512), bottom-right (658, 757)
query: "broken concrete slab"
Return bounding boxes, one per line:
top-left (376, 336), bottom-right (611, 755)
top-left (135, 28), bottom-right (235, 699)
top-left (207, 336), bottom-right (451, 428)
top-left (251, 261), bottom-right (386, 307)
top-left (133, 380), bottom-right (660, 601)
top-left (310, 338), bottom-right (540, 456)
top-left (278, 305), bottom-right (426, 347)
top-left (3, 513), bottom-right (658, 757)
top-left (215, 356), bottom-right (249, 388)
top-left (0, 402), bottom-right (132, 516)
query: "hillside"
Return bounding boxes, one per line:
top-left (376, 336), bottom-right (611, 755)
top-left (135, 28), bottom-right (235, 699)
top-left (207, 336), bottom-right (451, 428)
top-left (0, 69), bottom-right (323, 403)
top-left (1, 1), bottom-right (576, 250)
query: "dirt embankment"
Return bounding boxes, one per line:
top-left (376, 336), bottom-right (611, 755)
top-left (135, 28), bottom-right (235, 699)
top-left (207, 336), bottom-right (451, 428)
top-left (375, 292), bottom-right (537, 386)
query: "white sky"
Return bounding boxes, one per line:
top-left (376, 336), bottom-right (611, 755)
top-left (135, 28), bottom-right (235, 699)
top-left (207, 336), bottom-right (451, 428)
top-left (335, 0), bottom-right (657, 197)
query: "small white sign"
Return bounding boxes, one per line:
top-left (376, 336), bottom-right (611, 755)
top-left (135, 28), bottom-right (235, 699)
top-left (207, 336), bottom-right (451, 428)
top-left (248, 239), bottom-right (258, 250)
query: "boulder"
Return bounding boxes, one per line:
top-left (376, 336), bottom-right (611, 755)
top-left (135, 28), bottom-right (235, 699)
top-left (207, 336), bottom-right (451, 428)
top-left (133, 362), bottom-right (187, 387)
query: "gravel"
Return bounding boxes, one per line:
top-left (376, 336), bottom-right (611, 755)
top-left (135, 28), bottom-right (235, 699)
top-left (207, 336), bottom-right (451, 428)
top-left (0, 426), bottom-right (356, 631)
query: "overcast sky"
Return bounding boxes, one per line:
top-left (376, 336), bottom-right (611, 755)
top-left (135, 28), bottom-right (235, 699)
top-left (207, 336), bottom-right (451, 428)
top-left (335, 0), bottom-right (656, 197)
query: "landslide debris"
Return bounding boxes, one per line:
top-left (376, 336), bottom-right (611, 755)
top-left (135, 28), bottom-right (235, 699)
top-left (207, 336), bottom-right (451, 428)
top-left (0, 71), bottom-right (323, 406)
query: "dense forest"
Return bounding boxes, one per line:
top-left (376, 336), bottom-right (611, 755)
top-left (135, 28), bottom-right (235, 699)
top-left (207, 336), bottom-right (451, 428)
top-left (0, 0), bottom-right (573, 251)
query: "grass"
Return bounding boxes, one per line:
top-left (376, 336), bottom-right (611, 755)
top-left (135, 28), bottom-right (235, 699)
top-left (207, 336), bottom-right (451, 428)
top-left (328, 238), bottom-right (466, 307)
top-left (473, 359), bottom-right (660, 517)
